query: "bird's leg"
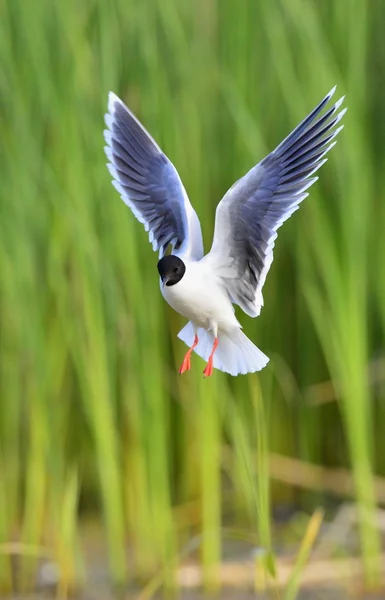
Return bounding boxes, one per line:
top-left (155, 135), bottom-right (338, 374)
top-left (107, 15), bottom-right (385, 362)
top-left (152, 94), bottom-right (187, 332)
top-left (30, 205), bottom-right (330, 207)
top-left (179, 334), bottom-right (199, 374)
top-left (203, 337), bottom-right (219, 377)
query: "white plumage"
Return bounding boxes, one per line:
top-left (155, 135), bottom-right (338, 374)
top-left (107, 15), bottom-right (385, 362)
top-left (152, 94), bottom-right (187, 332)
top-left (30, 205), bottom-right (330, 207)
top-left (104, 87), bottom-right (346, 376)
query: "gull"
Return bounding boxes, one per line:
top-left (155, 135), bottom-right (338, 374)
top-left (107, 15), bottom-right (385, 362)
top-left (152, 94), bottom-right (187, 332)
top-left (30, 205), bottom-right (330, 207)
top-left (104, 87), bottom-right (346, 376)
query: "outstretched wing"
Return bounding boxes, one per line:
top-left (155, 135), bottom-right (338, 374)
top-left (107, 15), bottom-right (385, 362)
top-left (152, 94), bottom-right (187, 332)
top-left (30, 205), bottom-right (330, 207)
top-left (104, 93), bottom-right (203, 259)
top-left (205, 86), bottom-right (346, 316)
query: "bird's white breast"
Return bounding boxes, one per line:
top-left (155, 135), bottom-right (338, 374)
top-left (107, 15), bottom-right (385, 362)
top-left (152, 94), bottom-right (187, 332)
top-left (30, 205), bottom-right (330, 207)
top-left (161, 259), bottom-right (239, 332)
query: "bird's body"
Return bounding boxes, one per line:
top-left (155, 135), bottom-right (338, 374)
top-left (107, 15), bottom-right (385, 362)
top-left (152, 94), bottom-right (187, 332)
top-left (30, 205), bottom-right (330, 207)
top-left (160, 257), bottom-right (238, 334)
top-left (104, 87), bottom-right (346, 376)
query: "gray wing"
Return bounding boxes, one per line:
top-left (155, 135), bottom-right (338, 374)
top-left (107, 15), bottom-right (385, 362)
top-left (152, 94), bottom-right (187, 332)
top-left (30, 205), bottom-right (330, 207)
top-left (206, 86), bottom-right (346, 317)
top-left (104, 93), bottom-right (203, 259)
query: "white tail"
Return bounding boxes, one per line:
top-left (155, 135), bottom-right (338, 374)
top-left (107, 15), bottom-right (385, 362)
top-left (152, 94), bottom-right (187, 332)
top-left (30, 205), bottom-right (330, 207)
top-left (177, 321), bottom-right (269, 376)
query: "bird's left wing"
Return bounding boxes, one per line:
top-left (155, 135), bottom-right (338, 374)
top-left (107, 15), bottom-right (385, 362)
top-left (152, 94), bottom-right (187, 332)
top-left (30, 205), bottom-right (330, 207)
top-left (205, 86), bottom-right (346, 317)
top-left (104, 93), bottom-right (203, 259)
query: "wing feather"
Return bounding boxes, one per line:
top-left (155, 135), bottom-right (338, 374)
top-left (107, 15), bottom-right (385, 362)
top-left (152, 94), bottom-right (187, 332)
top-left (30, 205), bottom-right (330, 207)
top-left (104, 93), bottom-right (203, 259)
top-left (206, 87), bottom-right (347, 316)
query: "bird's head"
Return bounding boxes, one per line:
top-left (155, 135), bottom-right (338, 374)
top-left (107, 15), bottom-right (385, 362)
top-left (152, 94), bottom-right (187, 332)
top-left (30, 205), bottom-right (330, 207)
top-left (157, 255), bottom-right (186, 287)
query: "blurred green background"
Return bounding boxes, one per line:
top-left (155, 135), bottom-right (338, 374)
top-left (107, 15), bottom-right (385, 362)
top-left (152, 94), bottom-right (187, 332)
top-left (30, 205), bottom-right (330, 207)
top-left (0, 0), bottom-right (384, 595)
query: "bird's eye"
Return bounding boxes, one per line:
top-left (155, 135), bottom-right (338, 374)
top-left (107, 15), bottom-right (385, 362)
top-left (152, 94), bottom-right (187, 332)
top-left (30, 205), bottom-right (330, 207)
top-left (173, 266), bottom-right (179, 273)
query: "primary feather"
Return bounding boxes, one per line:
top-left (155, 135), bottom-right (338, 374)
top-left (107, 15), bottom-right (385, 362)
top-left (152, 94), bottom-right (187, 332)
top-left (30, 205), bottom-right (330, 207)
top-left (206, 86), bottom-right (346, 317)
top-left (104, 93), bottom-right (203, 259)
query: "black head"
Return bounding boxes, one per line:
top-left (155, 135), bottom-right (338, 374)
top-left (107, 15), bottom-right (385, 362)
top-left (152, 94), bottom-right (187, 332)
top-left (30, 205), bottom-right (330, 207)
top-left (157, 255), bottom-right (186, 286)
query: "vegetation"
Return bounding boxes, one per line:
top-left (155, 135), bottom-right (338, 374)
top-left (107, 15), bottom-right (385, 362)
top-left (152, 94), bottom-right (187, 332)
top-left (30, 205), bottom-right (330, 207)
top-left (0, 0), bottom-right (384, 595)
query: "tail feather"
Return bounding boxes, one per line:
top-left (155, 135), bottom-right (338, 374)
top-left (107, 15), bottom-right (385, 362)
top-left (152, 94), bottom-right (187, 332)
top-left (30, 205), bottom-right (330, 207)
top-left (177, 321), bottom-right (269, 376)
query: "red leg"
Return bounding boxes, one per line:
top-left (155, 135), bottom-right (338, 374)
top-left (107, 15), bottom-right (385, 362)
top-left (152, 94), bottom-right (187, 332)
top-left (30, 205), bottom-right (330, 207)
top-left (203, 337), bottom-right (219, 377)
top-left (179, 334), bottom-right (199, 374)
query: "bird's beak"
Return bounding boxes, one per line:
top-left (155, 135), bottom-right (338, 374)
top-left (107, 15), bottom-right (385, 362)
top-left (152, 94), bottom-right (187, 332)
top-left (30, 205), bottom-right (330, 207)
top-left (162, 277), bottom-right (169, 288)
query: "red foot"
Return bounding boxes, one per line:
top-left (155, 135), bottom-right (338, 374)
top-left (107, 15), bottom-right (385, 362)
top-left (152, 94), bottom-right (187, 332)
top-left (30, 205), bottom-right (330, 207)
top-left (178, 353), bottom-right (191, 374)
top-left (178, 334), bottom-right (199, 375)
top-left (203, 337), bottom-right (218, 378)
top-left (203, 358), bottom-right (214, 377)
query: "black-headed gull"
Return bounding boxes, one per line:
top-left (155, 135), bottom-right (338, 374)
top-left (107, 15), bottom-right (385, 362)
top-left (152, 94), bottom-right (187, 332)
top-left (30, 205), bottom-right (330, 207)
top-left (104, 87), bottom-right (346, 377)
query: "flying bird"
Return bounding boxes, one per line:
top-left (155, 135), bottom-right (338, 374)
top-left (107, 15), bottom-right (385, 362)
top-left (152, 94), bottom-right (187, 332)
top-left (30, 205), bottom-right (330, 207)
top-left (104, 87), bottom-right (346, 376)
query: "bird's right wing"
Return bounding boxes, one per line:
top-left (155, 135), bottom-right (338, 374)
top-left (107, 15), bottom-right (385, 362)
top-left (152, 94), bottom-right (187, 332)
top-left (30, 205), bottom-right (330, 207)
top-left (205, 86), bottom-right (346, 316)
top-left (104, 93), bottom-right (204, 260)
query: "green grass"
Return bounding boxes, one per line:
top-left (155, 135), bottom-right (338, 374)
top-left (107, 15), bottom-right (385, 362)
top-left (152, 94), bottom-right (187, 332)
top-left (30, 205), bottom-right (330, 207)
top-left (0, 0), bottom-right (384, 595)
